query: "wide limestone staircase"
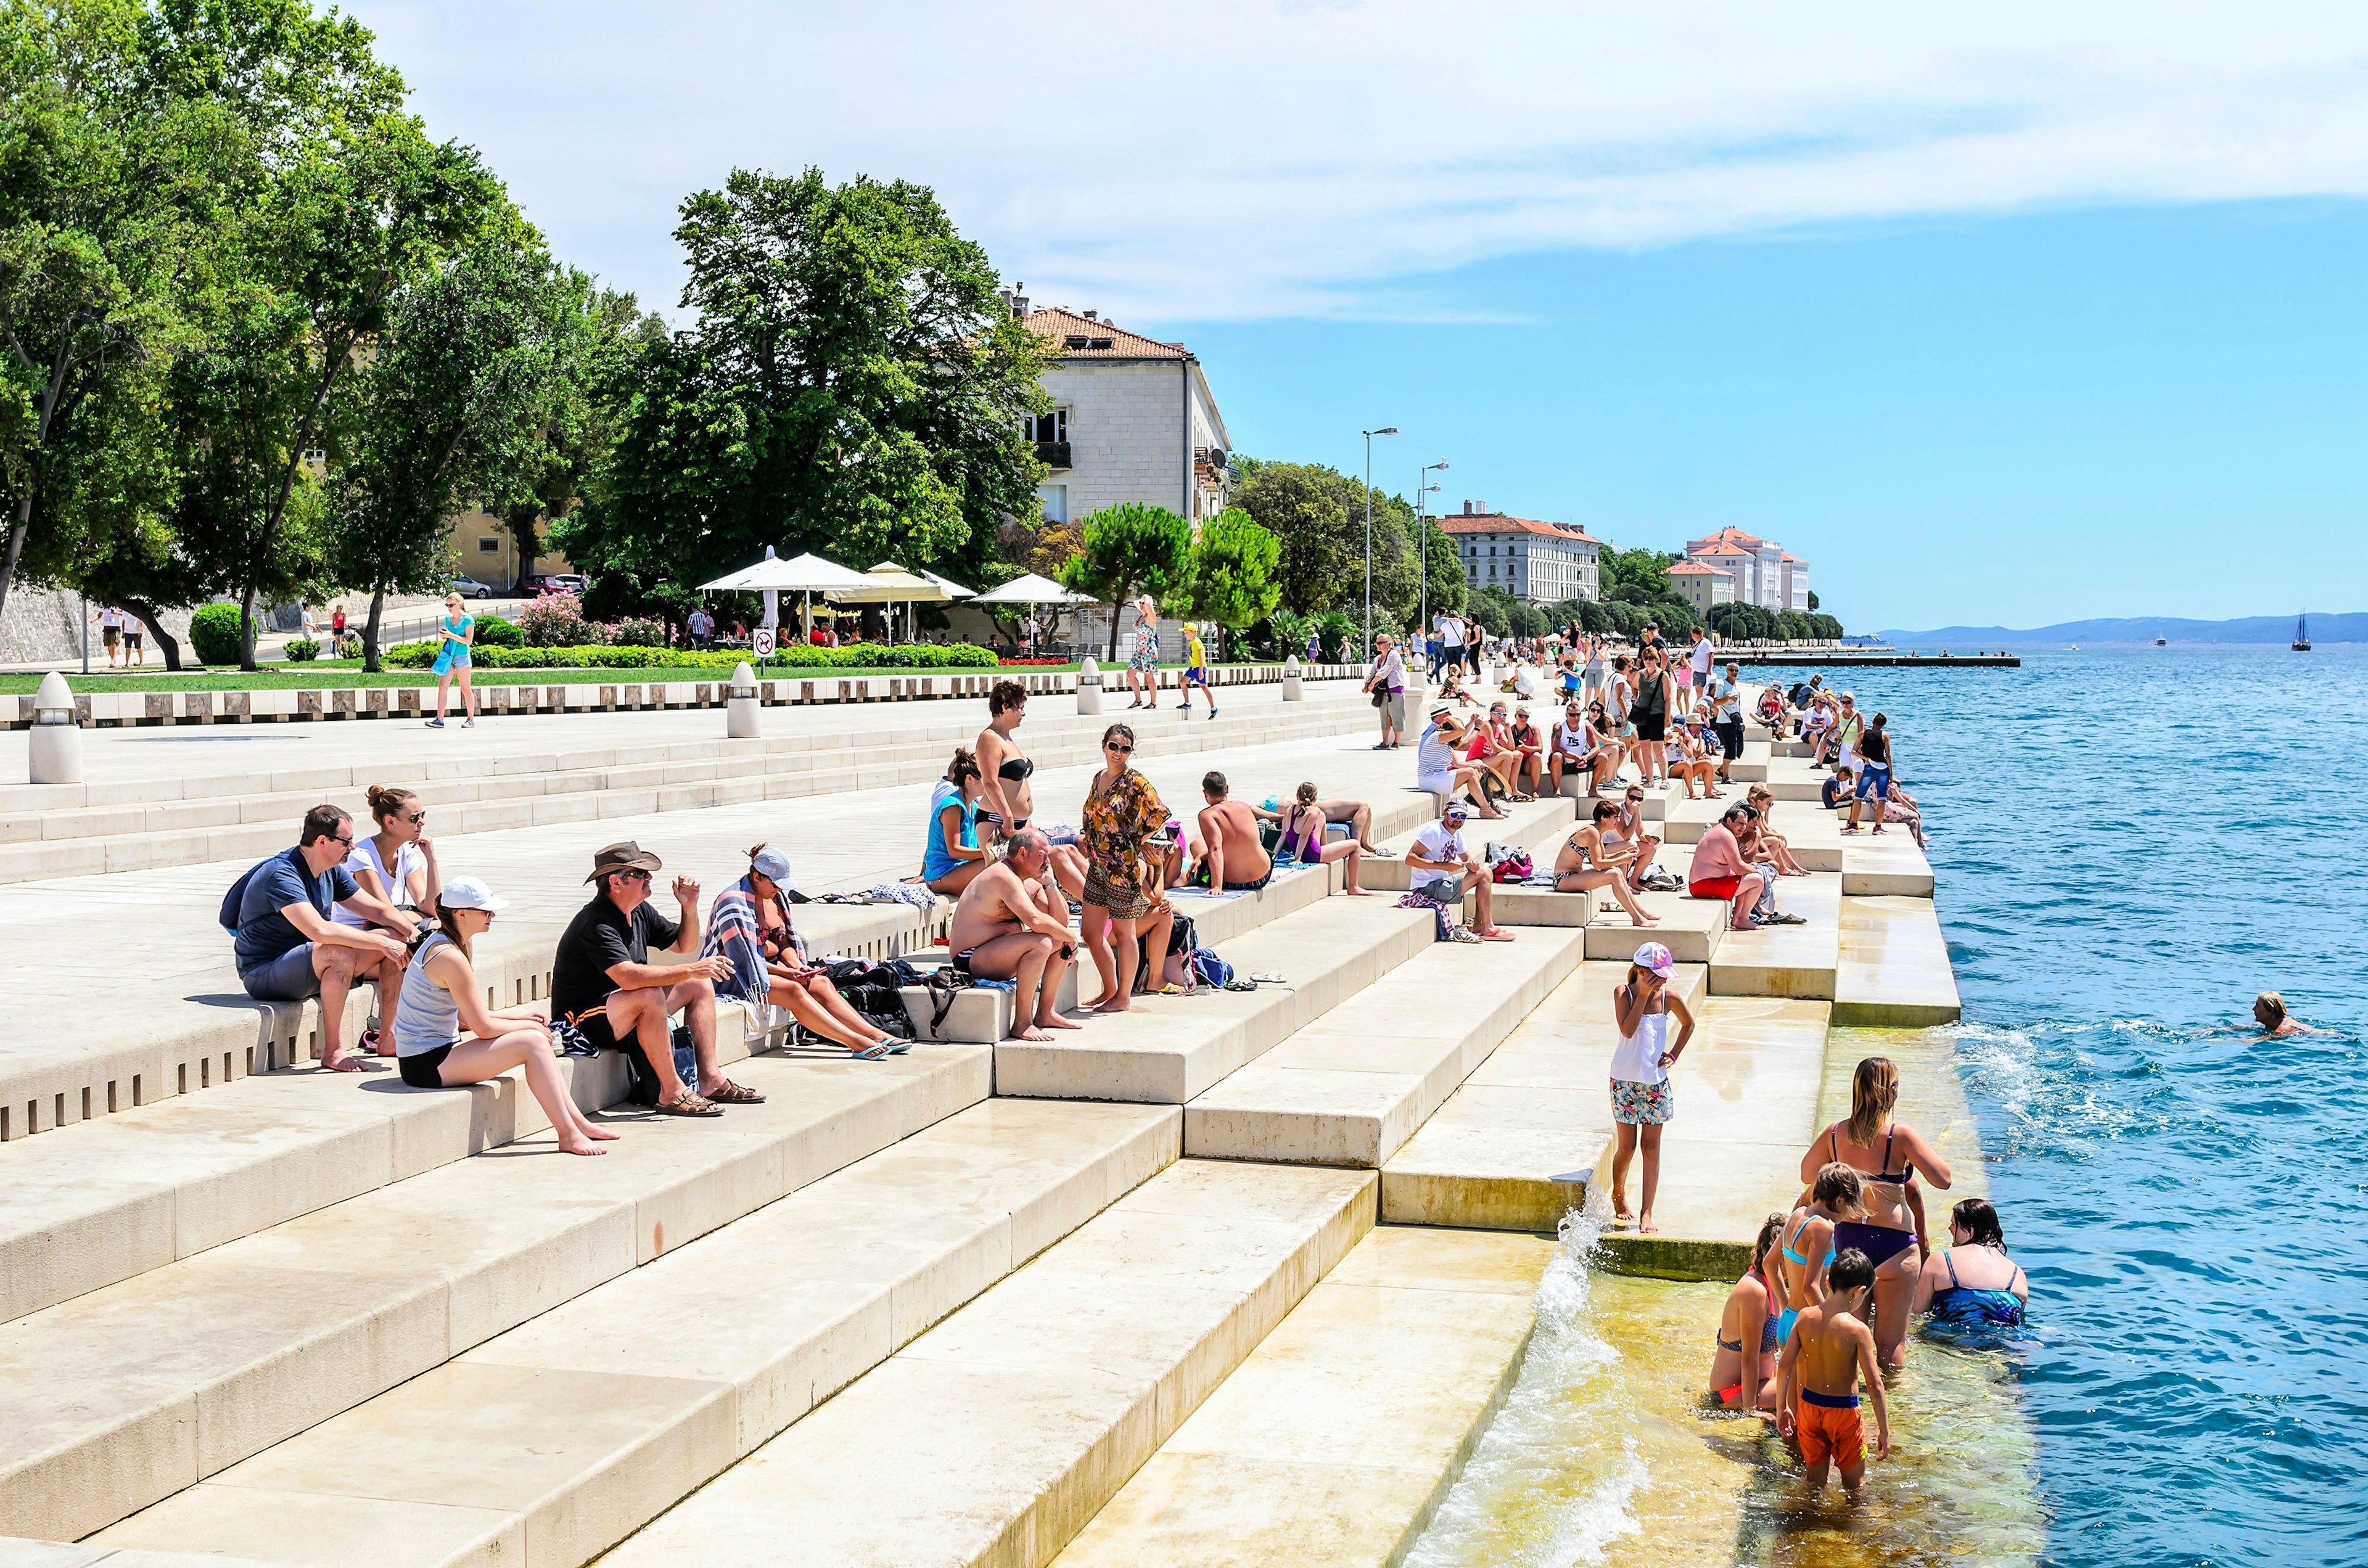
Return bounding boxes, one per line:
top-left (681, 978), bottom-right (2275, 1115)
top-left (0, 702), bottom-right (1962, 1568)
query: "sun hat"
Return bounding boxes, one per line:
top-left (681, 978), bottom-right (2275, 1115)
top-left (1632, 941), bottom-right (1675, 978)
top-left (585, 840), bottom-right (662, 883)
top-left (439, 875), bottom-right (508, 913)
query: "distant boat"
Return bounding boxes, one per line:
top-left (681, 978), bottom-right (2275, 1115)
top-left (2293, 614), bottom-right (2311, 652)
top-left (2153, 638), bottom-right (2168, 647)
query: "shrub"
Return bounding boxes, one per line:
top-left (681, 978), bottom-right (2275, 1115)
top-left (189, 603), bottom-right (245, 665)
top-left (517, 590), bottom-right (603, 647)
top-left (380, 640), bottom-right (1000, 672)
top-left (282, 638), bottom-right (321, 662)
top-left (611, 617), bottom-right (669, 647)
top-left (473, 615), bottom-right (524, 649)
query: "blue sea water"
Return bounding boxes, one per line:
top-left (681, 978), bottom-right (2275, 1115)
top-left (1835, 647), bottom-right (2368, 1568)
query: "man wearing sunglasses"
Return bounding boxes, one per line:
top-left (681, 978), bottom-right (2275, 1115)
top-left (549, 840), bottom-right (742, 1117)
top-left (229, 804), bottom-right (419, 1072)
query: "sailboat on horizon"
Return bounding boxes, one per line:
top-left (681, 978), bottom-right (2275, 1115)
top-left (2293, 613), bottom-right (2311, 652)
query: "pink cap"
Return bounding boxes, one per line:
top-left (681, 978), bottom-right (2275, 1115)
top-left (1632, 941), bottom-right (1676, 978)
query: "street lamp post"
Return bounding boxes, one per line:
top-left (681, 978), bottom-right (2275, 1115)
top-left (1362, 426), bottom-right (1397, 656)
top-left (1416, 459), bottom-right (1449, 659)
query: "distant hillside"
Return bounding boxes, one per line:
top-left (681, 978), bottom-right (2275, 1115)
top-left (1880, 613), bottom-right (2367, 646)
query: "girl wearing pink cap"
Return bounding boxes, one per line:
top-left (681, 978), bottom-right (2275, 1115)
top-left (1609, 941), bottom-right (1695, 1233)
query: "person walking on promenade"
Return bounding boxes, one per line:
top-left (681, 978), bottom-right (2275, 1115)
top-left (1079, 723), bottom-right (1175, 1010)
top-left (1607, 940), bottom-right (1693, 1231)
top-left (1800, 1056), bottom-right (1955, 1368)
top-left (1124, 596), bottom-right (1161, 709)
top-left (426, 591), bottom-right (479, 728)
top-left (1269, 782), bottom-right (1372, 893)
top-left (1842, 713), bottom-right (1895, 834)
top-left (1776, 1249), bottom-right (1890, 1495)
top-left (229, 805), bottom-right (419, 1072)
top-left (1714, 1213), bottom-right (1790, 1418)
top-left (1708, 660), bottom-right (1745, 784)
top-left (1629, 647), bottom-right (1675, 787)
top-left (1687, 626), bottom-right (1714, 710)
top-left (1405, 800), bottom-right (1515, 942)
top-left (94, 604), bottom-right (123, 666)
top-left (1362, 631), bottom-right (1407, 749)
top-left (974, 680), bottom-right (1087, 898)
top-left (390, 876), bottom-right (618, 1154)
top-left (1912, 1197), bottom-right (2031, 1336)
top-left (1830, 692), bottom-right (1865, 773)
top-left (1177, 621), bottom-right (1216, 719)
top-left (1553, 802), bottom-right (1660, 926)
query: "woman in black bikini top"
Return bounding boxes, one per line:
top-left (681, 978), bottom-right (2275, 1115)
top-left (1799, 1056), bottom-right (1954, 1369)
top-left (974, 679), bottom-right (1037, 834)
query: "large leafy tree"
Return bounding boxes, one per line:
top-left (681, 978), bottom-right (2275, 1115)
top-left (329, 241), bottom-right (558, 669)
top-left (1230, 456), bottom-right (1427, 628)
top-left (1184, 507), bottom-right (1281, 630)
top-left (1059, 501), bottom-right (1192, 659)
top-left (571, 166), bottom-right (1049, 603)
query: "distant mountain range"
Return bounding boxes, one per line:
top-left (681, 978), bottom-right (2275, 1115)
top-left (1878, 612), bottom-right (2366, 646)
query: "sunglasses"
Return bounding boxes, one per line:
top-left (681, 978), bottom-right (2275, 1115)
top-left (402, 811), bottom-right (427, 825)
top-left (1106, 742), bottom-right (1133, 753)
top-left (618, 868), bottom-right (653, 883)
top-left (332, 833), bottom-right (355, 847)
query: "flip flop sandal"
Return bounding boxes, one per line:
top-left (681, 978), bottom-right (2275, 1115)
top-left (852, 1041), bottom-right (894, 1061)
top-left (705, 1079), bottom-right (767, 1104)
top-left (879, 1037), bottom-right (914, 1055)
top-left (657, 1091), bottom-right (723, 1117)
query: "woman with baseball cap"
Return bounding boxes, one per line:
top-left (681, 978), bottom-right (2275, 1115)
top-left (1608, 940), bottom-right (1695, 1233)
top-left (389, 876), bottom-right (619, 1155)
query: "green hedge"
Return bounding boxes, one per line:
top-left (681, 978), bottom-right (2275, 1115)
top-left (382, 640), bottom-right (1001, 671)
top-left (190, 603), bottom-right (244, 666)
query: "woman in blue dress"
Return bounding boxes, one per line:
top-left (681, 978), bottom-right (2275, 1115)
top-left (427, 591), bottom-right (479, 728)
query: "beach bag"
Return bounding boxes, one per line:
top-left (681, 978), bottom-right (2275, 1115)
top-left (623, 1024), bottom-right (701, 1106)
top-left (924, 965), bottom-right (979, 1033)
top-left (1188, 948), bottom-right (1234, 990)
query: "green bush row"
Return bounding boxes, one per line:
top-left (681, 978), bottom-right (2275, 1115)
top-left (382, 640), bottom-right (1001, 671)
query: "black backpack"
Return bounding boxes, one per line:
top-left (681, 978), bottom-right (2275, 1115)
top-left (219, 855), bottom-right (276, 932)
top-left (823, 959), bottom-right (916, 1040)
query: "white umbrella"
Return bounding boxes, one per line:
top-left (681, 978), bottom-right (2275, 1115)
top-left (697, 549), bottom-right (874, 640)
top-left (976, 572), bottom-right (1099, 653)
top-left (826, 562), bottom-right (956, 644)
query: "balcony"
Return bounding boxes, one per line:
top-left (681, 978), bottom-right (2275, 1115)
top-left (1036, 440), bottom-right (1072, 470)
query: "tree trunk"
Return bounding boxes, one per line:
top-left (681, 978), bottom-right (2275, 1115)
top-left (362, 589), bottom-right (385, 674)
top-left (1104, 580), bottom-right (1131, 662)
top-left (118, 597), bottom-right (183, 671)
top-left (239, 584), bottom-right (260, 671)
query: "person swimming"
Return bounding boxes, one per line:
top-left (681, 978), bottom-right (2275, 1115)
top-left (1913, 1197), bottom-right (2031, 1336)
top-left (2253, 990), bottom-right (2332, 1036)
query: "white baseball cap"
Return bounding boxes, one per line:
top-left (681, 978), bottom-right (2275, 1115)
top-left (439, 874), bottom-right (508, 913)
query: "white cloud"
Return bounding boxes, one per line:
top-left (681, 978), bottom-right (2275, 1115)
top-left (357, 0), bottom-right (2368, 320)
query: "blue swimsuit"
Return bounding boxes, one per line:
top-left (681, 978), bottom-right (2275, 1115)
top-left (1924, 1249), bottom-right (2028, 1334)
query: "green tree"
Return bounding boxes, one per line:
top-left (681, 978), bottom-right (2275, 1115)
top-left (1230, 461), bottom-right (1347, 614)
top-left (1407, 514), bottom-right (1466, 623)
top-left (1806, 588), bottom-right (1820, 611)
top-left (329, 243), bottom-right (557, 670)
top-left (572, 167), bottom-right (1049, 599)
top-left (1059, 501), bottom-right (1191, 659)
top-left (1183, 507), bottom-right (1280, 630)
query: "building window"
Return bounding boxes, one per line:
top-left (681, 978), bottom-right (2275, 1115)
top-left (476, 536), bottom-right (501, 554)
top-left (1023, 409), bottom-right (1069, 443)
top-left (1036, 483), bottom-right (1067, 523)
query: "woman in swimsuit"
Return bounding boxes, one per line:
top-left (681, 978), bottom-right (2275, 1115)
top-left (1712, 1213), bottom-right (1789, 1418)
top-left (973, 679), bottom-right (1087, 899)
top-left (1772, 1163), bottom-right (1867, 1371)
top-left (1799, 1057), bottom-right (1954, 1368)
top-left (1743, 786), bottom-right (1812, 877)
top-left (1553, 802), bottom-right (1659, 926)
top-left (1271, 782), bottom-right (1371, 895)
top-left (921, 750), bottom-right (990, 897)
top-left (1912, 1197), bottom-right (2031, 1337)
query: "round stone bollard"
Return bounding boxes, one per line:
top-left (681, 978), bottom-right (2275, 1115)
top-left (1281, 654), bottom-right (1304, 702)
top-left (726, 661), bottom-right (762, 739)
top-left (1077, 655), bottom-right (1104, 715)
top-left (28, 671), bottom-right (83, 784)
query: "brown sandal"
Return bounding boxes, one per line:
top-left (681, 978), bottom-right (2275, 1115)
top-left (656, 1091), bottom-right (723, 1117)
top-left (704, 1079), bottom-right (766, 1104)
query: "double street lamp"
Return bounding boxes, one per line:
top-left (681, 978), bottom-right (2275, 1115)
top-left (1362, 427), bottom-right (1396, 656)
top-left (1416, 458), bottom-right (1449, 654)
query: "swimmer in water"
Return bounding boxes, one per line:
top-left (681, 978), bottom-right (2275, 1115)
top-left (2253, 990), bottom-right (2331, 1036)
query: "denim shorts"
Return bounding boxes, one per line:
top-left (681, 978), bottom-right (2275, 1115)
top-left (240, 943), bottom-right (321, 1001)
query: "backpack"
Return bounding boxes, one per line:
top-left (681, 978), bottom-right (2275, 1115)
top-left (820, 958), bottom-right (916, 1039)
top-left (220, 855), bottom-right (276, 932)
top-left (1188, 947), bottom-right (1235, 990)
top-left (622, 1024), bottom-right (701, 1106)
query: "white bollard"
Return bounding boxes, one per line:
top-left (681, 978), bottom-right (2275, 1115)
top-left (1077, 655), bottom-right (1104, 715)
top-left (726, 661), bottom-right (762, 738)
top-left (1281, 654), bottom-right (1304, 702)
top-left (28, 671), bottom-right (82, 784)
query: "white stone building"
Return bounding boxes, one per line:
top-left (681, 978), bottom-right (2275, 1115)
top-left (1014, 302), bottom-right (1232, 530)
top-left (1442, 504), bottom-right (1603, 605)
top-left (1685, 527), bottom-right (1809, 612)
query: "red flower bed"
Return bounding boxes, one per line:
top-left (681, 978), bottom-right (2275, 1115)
top-left (997, 657), bottom-right (1067, 666)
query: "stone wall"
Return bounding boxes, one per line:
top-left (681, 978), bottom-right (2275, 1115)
top-left (0, 588), bottom-right (197, 666)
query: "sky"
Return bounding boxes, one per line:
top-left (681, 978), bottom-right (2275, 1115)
top-left (350, 1), bottom-right (2368, 631)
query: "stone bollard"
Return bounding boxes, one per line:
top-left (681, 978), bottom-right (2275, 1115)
top-left (726, 661), bottom-right (762, 739)
top-left (1077, 655), bottom-right (1104, 715)
top-left (1281, 655), bottom-right (1304, 702)
top-left (28, 671), bottom-right (83, 784)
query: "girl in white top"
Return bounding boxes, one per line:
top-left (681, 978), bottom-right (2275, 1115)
top-left (335, 784), bottom-right (440, 930)
top-left (1608, 942), bottom-right (1695, 1234)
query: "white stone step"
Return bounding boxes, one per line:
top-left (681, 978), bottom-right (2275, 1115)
top-left (1050, 1226), bottom-right (1555, 1568)
top-left (0, 1042), bottom-right (989, 1543)
top-left (1183, 926), bottom-right (1583, 1167)
top-left (994, 897), bottom-right (1439, 1102)
top-left (90, 1099), bottom-right (1181, 1568)
top-left (592, 1160), bottom-right (1378, 1568)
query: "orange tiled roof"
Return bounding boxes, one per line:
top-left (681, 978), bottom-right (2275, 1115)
top-left (1020, 307), bottom-right (1190, 359)
top-left (1779, 552), bottom-right (1802, 562)
top-left (1687, 527), bottom-right (1766, 554)
top-left (1439, 514), bottom-right (1602, 544)
top-left (1667, 560), bottom-right (1732, 576)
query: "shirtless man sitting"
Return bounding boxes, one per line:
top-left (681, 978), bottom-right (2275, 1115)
top-left (1189, 771), bottom-right (1274, 892)
top-left (944, 829), bottom-right (1079, 1041)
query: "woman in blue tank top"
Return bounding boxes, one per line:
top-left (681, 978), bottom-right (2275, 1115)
top-left (923, 749), bottom-right (988, 895)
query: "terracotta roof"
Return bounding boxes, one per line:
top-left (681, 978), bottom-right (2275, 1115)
top-left (1438, 514), bottom-right (1602, 544)
top-left (1687, 527), bottom-right (1767, 554)
top-left (1019, 307), bottom-right (1190, 359)
top-left (1667, 561), bottom-right (1732, 577)
top-left (1779, 552), bottom-right (1803, 563)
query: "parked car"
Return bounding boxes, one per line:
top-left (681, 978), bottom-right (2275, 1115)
top-left (448, 574), bottom-right (497, 600)
top-left (518, 572), bottom-right (590, 597)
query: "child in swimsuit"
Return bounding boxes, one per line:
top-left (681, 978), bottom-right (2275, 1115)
top-left (1713, 1213), bottom-right (1789, 1418)
top-left (1777, 1248), bottom-right (1890, 1495)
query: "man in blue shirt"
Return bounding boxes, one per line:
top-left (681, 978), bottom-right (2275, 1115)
top-left (234, 805), bottom-right (416, 1072)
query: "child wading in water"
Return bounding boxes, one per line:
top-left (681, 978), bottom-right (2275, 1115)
top-left (1608, 942), bottom-right (1695, 1233)
top-left (1777, 1247), bottom-right (1891, 1496)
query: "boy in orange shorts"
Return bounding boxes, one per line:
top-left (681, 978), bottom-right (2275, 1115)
top-left (1776, 1246), bottom-right (1890, 1495)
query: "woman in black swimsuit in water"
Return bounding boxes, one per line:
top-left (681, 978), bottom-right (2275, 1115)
top-left (1798, 1056), bottom-right (1954, 1368)
top-left (974, 680), bottom-right (1087, 900)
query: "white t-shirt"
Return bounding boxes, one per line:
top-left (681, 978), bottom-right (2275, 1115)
top-left (1438, 615), bottom-right (1464, 648)
top-left (99, 607), bottom-right (122, 630)
top-left (334, 838), bottom-right (426, 927)
top-left (1690, 638), bottom-right (1714, 678)
top-left (1411, 822), bottom-right (1467, 863)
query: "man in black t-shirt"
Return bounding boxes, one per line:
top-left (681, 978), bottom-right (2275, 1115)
top-left (550, 840), bottom-right (754, 1117)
